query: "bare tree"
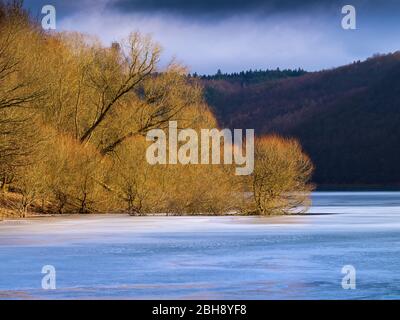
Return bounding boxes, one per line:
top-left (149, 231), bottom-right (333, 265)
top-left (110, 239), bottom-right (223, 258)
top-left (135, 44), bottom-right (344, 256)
top-left (252, 136), bottom-right (314, 215)
top-left (100, 68), bottom-right (202, 155)
top-left (0, 10), bottom-right (45, 190)
top-left (79, 33), bottom-right (161, 144)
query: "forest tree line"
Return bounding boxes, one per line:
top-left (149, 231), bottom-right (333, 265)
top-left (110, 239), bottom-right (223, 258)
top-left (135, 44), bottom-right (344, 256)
top-left (192, 68), bottom-right (307, 87)
top-left (0, 1), bottom-right (313, 218)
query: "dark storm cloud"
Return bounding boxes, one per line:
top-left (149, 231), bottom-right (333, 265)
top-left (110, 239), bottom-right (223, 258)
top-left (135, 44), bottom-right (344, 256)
top-left (24, 0), bottom-right (400, 19)
top-left (108, 0), bottom-right (400, 17)
top-left (110, 0), bottom-right (341, 16)
top-left (22, 0), bottom-right (400, 74)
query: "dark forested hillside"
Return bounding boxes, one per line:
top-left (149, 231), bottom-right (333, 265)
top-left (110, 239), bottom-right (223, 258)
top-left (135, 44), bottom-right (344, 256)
top-left (204, 53), bottom-right (400, 186)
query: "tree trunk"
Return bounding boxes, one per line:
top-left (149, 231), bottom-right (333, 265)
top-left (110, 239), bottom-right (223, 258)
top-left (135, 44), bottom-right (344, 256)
top-left (1, 177), bottom-right (8, 193)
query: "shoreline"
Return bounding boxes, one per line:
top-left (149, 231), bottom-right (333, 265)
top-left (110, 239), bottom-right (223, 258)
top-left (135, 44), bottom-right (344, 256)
top-left (316, 184), bottom-right (400, 191)
top-left (0, 211), bottom-right (341, 223)
top-left (4, 190), bottom-right (398, 222)
top-left (0, 212), bottom-right (267, 221)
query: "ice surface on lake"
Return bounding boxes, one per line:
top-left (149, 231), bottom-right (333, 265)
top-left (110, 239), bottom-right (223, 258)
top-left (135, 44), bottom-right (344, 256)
top-left (1, 192), bottom-right (400, 299)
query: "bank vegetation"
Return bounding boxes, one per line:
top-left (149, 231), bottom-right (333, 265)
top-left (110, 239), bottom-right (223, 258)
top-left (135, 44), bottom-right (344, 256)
top-left (0, 1), bottom-right (313, 219)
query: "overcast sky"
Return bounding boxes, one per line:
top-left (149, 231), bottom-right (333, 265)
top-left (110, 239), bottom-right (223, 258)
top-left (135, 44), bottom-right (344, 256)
top-left (25, 0), bottom-right (400, 74)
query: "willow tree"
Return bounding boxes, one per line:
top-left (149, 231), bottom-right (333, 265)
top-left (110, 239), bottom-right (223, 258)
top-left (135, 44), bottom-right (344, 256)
top-left (0, 2), bottom-right (45, 192)
top-left (252, 136), bottom-right (314, 215)
top-left (38, 32), bottom-right (201, 153)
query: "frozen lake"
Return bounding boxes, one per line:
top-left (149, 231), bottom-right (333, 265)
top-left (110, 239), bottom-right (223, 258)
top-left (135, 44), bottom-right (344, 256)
top-left (1, 192), bottom-right (400, 299)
